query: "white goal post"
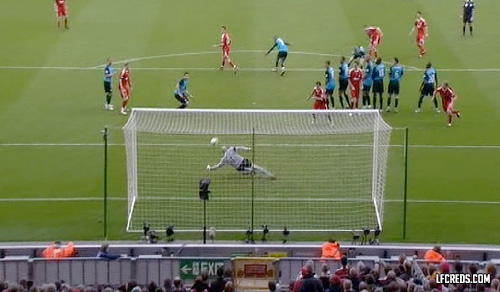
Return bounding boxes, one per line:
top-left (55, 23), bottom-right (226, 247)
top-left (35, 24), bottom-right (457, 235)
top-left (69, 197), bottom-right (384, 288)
top-left (123, 108), bottom-right (392, 233)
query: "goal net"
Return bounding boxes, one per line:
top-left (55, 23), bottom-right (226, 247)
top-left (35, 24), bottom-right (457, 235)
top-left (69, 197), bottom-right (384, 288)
top-left (123, 109), bottom-right (392, 233)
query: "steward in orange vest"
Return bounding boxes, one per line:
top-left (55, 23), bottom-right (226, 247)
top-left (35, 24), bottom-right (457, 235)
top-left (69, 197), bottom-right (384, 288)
top-left (321, 240), bottom-right (341, 260)
top-left (42, 241), bottom-right (76, 259)
top-left (424, 246), bottom-right (446, 263)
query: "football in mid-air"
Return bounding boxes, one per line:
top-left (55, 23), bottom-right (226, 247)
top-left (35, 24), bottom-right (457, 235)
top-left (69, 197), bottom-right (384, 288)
top-left (210, 137), bottom-right (219, 146)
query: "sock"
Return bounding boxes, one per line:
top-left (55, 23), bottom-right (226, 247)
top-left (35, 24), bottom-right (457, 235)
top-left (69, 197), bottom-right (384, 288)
top-left (275, 58), bottom-right (279, 68)
top-left (379, 96), bottom-right (383, 110)
top-left (395, 97), bottom-right (399, 108)
top-left (106, 94), bottom-right (112, 104)
top-left (433, 98), bottom-right (439, 109)
top-left (64, 18), bottom-right (68, 28)
top-left (470, 26), bottom-right (473, 36)
top-left (338, 94), bottom-right (345, 108)
top-left (463, 25), bottom-right (466, 36)
top-left (344, 93), bottom-right (350, 108)
top-left (418, 95), bottom-right (424, 108)
top-left (387, 96), bottom-right (392, 107)
top-left (221, 60), bottom-right (225, 67)
top-left (329, 96), bottom-right (335, 109)
top-left (229, 61), bottom-right (235, 68)
top-left (373, 94), bottom-right (377, 109)
top-left (448, 115), bottom-right (452, 124)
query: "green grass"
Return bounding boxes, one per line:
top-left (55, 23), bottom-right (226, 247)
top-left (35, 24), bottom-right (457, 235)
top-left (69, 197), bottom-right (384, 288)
top-left (0, 0), bottom-right (499, 244)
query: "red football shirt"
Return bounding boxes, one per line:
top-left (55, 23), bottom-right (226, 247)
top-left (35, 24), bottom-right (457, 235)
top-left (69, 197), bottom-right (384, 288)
top-left (415, 18), bottom-right (427, 35)
top-left (55, 0), bottom-right (66, 8)
top-left (120, 68), bottom-right (130, 87)
top-left (349, 68), bottom-right (363, 86)
top-left (436, 86), bottom-right (455, 103)
top-left (221, 32), bottom-right (231, 50)
top-left (313, 87), bottom-right (325, 101)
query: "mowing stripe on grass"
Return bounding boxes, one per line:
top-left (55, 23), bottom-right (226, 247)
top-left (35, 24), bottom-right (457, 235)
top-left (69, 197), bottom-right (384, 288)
top-left (1, 197), bottom-right (500, 205)
top-left (0, 143), bottom-right (499, 149)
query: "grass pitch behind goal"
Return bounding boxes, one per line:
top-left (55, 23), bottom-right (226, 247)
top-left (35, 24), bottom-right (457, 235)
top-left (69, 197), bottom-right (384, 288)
top-left (123, 109), bottom-right (392, 233)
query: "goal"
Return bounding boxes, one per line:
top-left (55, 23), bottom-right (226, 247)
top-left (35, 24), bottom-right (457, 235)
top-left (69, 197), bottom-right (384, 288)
top-left (123, 109), bottom-right (392, 233)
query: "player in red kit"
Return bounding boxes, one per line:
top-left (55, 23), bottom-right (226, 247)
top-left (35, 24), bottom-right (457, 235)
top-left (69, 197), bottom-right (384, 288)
top-left (409, 12), bottom-right (428, 57)
top-left (54, 0), bottom-right (69, 29)
top-left (214, 26), bottom-right (238, 73)
top-left (364, 26), bottom-right (383, 58)
top-left (432, 82), bottom-right (461, 127)
top-left (306, 81), bottom-right (332, 125)
top-left (349, 61), bottom-right (363, 109)
top-left (118, 63), bottom-right (132, 116)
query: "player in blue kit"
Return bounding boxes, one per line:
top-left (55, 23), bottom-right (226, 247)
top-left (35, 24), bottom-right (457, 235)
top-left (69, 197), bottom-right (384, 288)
top-left (174, 72), bottom-right (193, 109)
top-left (266, 36), bottom-right (292, 76)
top-left (338, 57), bottom-right (350, 109)
top-left (372, 58), bottom-right (385, 110)
top-left (103, 58), bottom-right (115, 111)
top-left (362, 56), bottom-right (374, 109)
top-left (386, 58), bottom-right (404, 112)
top-left (325, 61), bottom-right (336, 109)
top-left (463, 0), bottom-right (475, 36)
top-left (416, 63), bottom-right (440, 113)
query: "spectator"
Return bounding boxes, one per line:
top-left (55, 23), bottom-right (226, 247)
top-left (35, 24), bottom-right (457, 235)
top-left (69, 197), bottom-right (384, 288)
top-left (97, 244), bottom-right (121, 260)
top-left (334, 256), bottom-right (349, 279)
top-left (200, 272), bottom-right (210, 292)
top-left (342, 279), bottom-right (354, 292)
top-left (147, 282), bottom-right (158, 292)
top-left (223, 282), bottom-right (233, 292)
top-left (326, 276), bottom-right (341, 292)
top-left (191, 276), bottom-right (208, 292)
top-left (163, 279), bottom-right (172, 292)
top-left (454, 261), bottom-right (463, 273)
top-left (172, 277), bottom-right (185, 292)
top-left (210, 267), bottom-right (226, 292)
top-left (349, 268), bottom-right (360, 291)
top-left (42, 241), bottom-right (76, 259)
top-left (300, 264), bottom-right (324, 292)
top-left (424, 246), bottom-right (446, 264)
top-left (319, 264), bottom-right (331, 290)
top-left (268, 281), bottom-right (277, 292)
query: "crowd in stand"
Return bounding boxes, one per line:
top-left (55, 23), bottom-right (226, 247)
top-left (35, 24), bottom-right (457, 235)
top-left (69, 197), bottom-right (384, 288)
top-left (291, 254), bottom-right (500, 292)
top-left (0, 268), bottom-right (234, 292)
top-left (3, 243), bottom-right (497, 292)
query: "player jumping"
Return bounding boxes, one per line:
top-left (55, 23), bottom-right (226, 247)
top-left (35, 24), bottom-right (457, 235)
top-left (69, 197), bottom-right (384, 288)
top-left (409, 12), bottom-right (428, 58)
top-left (387, 58), bottom-right (404, 112)
top-left (54, 0), bottom-right (69, 29)
top-left (432, 82), bottom-right (461, 127)
top-left (349, 61), bottom-right (363, 109)
top-left (338, 57), bottom-right (350, 109)
top-left (118, 63), bottom-right (132, 116)
top-left (348, 46), bottom-right (366, 66)
top-left (174, 72), bottom-right (192, 109)
top-left (362, 56), bottom-right (374, 109)
top-left (324, 61), bottom-right (336, 109)
top-left (265, 36), bottom-right (291, 76)
top-left (206, 146), bottom-right (275, 179)
top-left (416, 62), bottom-right (440, 113)
top-left (103, 58), bottom-right (115, 111)
top-left (462, 0), bottom-right (475, 36)
top-left (364, 26), bottom-right (383, 58)
top-left (215, 26), bottom-right (238, 73)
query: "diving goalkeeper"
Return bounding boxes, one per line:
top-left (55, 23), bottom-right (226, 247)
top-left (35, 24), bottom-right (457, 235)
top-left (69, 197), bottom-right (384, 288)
top-left (206, 146), bottom-right (275, 179)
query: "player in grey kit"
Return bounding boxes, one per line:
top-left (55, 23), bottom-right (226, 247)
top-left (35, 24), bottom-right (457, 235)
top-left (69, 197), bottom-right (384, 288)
top-left (206, 146), bottom-right (275, 178)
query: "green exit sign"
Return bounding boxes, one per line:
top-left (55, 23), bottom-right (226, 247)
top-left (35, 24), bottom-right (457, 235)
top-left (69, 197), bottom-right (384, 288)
top-left (179, 259), bottom-right (226, 280)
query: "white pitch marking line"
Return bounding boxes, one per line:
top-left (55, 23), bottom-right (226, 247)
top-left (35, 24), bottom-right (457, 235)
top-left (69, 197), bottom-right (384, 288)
top-left (0, 196), bottom-right (499, 205)
top-left (0, 143), bottom-right (499, 149)
top-left (0, 49), bottom-right (497, 72)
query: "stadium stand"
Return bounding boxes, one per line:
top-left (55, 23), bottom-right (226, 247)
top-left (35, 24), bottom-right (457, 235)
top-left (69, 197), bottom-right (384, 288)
top-left (1, 243), bottom-right (500, 291)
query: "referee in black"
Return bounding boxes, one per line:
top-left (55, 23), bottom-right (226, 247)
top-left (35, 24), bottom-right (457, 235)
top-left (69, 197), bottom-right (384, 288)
top-left (463, 0), bottom-right (475, 36)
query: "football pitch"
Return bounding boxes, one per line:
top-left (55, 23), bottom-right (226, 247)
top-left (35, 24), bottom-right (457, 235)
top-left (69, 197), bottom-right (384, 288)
top-left (1, 0), bottom-right (499, 244)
